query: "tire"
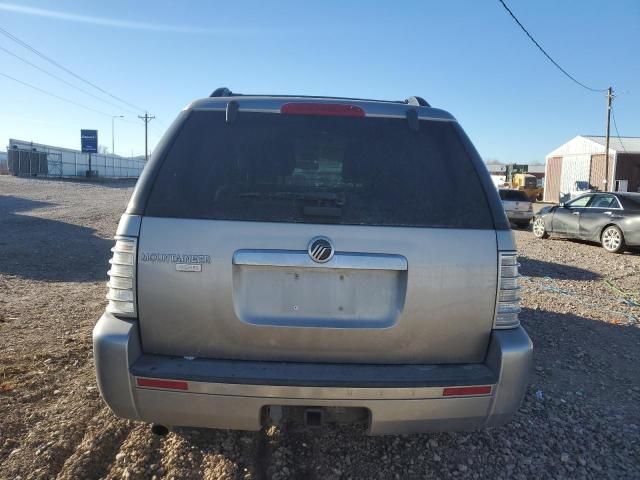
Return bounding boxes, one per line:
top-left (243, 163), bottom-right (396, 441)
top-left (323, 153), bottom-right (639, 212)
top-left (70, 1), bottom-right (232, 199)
top-left (532, 217), bottom-right (548, 239)
top-left (601, 225), bottom-right (625, 253)
top-left (515, 221), bottom-right (530, 229)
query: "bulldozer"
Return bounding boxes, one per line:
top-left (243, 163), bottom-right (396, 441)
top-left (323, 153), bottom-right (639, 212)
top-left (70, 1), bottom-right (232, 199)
top-left (511, 173), bottom-right (543, 201)
top-left (504, 164), bottom-right (543, 202)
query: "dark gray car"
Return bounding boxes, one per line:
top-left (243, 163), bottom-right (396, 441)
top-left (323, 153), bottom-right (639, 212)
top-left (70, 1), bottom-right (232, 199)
top-left (532, 192), bottom-right (640, 253)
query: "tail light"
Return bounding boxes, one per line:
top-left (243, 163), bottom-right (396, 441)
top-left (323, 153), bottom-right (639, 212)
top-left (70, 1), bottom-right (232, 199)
top-left (494, 253), bottom-right (520, 328)
top-left (106, 237), bottom-right (137, 317)
top-left (281, 103), bottom-right (365, 117)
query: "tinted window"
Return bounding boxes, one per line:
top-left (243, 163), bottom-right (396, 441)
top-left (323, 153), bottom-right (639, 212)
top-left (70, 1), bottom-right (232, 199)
top-left (145, 111), bottom-right (493, 228)
top-left (590, 195), bottom-right (620, 209)
top-left (619, 194), bottom-right (640, 211)
top-left (499, 190), bottom-right (530, 202)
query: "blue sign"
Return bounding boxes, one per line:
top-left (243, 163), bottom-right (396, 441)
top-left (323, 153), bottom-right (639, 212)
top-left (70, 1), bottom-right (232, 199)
top-left (81, 129), bottom-right (98, 153)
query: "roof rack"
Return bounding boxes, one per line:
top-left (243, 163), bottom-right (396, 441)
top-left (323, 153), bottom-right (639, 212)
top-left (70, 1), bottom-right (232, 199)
top-left (210, 87), bottom-right (233, 97)
top-left (209, 87), bottom-right (431, 107)
top-left (405, 96), bottom-right (430, 107)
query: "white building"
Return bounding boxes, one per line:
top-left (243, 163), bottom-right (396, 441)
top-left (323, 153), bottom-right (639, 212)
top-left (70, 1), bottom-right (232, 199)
top-left (544, 135), bottom-right (640, 203)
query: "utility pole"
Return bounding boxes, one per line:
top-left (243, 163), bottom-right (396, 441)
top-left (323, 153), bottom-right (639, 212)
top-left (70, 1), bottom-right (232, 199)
top-left (603, 87), bottom-right (613, 192)
top-left (138, 112), bottom-right (155, 161)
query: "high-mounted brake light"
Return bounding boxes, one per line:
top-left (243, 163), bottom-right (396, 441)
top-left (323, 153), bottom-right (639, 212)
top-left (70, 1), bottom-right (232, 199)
top-left (494, 252), bottom-right (521, 329)
top-left (280, 103), bottom-right (365, 117)
top-left (106, 237), bottom-right (137, 317)
top-left (443, 386), bottom-right (492, 397)
top-left (136, 378), bottom-right (188, 391)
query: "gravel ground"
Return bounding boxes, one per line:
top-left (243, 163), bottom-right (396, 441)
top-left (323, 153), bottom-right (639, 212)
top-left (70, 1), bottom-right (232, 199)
top-left (1, 175), bottom-right (639, 479)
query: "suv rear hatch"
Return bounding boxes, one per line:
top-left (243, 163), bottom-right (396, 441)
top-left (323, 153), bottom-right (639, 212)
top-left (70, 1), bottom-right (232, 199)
top-left (134, 104), bottom-right (500, 364)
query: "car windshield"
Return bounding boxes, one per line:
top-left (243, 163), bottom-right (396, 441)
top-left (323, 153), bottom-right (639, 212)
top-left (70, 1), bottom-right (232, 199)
top-left (567, 195), bottom-right (592, 207)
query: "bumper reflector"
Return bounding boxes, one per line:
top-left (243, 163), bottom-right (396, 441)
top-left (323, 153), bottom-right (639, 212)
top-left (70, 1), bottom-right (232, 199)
top-left (136, 378), bottom-right (189, 391)
top-left (443, 386), bottom-right (492, 397)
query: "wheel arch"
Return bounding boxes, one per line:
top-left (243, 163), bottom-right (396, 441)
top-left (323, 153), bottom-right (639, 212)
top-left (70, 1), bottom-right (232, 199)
top-left (535, 214), bottom-right (552, 232)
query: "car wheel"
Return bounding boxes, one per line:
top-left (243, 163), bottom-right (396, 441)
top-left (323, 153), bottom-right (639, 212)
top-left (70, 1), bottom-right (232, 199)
top-left (601, 225), bottom-right (625, 253)
top-left (532, 217), bottom-right (548, 239)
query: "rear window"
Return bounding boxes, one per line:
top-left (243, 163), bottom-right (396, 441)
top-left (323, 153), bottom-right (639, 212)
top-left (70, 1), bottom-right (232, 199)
top-left (145, 111), bottom-right (493, 228)
top-left (619, 194), bottom-right (640, 210)
top-left (499, 189), bottom-right (530, 202)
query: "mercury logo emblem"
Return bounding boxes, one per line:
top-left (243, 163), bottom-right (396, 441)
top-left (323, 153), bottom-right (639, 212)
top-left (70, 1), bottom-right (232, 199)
top-left (308, 236), bottom-right (334, 263)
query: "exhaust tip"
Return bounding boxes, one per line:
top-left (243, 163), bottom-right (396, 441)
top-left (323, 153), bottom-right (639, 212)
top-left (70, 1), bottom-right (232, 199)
top-left (151, 424), bottom-right (169, 436)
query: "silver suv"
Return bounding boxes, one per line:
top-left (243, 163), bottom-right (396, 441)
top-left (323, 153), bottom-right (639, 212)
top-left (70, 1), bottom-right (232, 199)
top-left (93, 89), bottom-right (532, 435)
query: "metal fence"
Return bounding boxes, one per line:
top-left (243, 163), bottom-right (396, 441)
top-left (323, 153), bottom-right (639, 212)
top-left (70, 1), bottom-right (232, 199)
top-left (6, 145), bottom-right (146, 178)
top-left (8, 149), bottom-right (49, 176)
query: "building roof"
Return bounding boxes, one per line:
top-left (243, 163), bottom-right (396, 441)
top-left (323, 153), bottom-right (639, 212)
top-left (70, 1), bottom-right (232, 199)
top-left (583, 136), bottom-right (640, 154)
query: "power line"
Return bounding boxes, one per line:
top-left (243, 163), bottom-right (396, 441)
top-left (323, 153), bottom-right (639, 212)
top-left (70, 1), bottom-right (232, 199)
top-left (0, 25), bottom-right (145, 112)
top-left (611, 105), bottom-right (626, 152)
top-left (0, 44), bottom-right (132, 114)
top-left (0, 70), bottom-right (114, 116)
top-left (497, 0), bottom-right (607, 93)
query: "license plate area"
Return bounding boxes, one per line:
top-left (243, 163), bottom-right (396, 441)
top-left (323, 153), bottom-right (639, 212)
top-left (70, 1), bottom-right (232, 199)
top-left (232, 264), bottom-right (407, 328)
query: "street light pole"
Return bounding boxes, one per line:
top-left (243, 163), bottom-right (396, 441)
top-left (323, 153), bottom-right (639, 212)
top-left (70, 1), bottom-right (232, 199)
top-left (111, 115), bottom-right (124, 155)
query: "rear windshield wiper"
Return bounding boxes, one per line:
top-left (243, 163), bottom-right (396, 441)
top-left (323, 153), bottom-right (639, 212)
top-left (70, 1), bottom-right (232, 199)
top-left (239, 191), bottom-right (344, 217)
top-left (239, 191), bottom-right (345, 206)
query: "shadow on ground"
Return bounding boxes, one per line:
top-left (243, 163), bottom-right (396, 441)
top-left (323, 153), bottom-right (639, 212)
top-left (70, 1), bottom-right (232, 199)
top-left (518, 256), bottom-right (601, 281)
top-left (554, 237), bottom-right (640, 256)
top-left (519, 306), bottom-right (639, 410)
top-left (0, 195), bottom-right (112, 282)
top-left (9, 175), bottom-right (138, 189)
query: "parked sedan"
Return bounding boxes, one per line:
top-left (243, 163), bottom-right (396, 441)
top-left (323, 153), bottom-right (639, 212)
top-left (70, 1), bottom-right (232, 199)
top-left (532, 192), bottom-right (640, 253)
top-left (499, 189), bottom-right (533, 228)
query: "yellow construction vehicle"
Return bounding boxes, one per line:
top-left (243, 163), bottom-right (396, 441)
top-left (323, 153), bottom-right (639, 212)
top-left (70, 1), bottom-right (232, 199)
top-left (511, 173), bottom-right (543, 201)
top-left (502, 164), bottom-right (543, 201)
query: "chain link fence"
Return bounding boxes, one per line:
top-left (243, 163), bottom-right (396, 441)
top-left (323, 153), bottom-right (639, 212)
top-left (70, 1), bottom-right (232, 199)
top-left (6, 141), bottom-right (146, 178)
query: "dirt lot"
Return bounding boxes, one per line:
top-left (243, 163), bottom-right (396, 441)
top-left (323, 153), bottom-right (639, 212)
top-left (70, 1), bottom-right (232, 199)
top-left (1, 176), bottom-right (639, 479)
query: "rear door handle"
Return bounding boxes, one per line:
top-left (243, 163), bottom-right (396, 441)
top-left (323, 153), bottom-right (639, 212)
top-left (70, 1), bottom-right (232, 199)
top-left (572, 211), bottom-right (580, 216)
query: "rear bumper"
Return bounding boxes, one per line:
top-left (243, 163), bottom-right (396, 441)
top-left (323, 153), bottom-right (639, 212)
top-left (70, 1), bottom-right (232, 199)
top-left (93, 312), bottom-right (532, 435)
top-left (506, 211), bottom-right (533, 222)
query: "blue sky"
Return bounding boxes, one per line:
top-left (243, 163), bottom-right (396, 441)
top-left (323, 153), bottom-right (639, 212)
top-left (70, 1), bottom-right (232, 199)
top-left (0, 0), bottom-right (637, 162)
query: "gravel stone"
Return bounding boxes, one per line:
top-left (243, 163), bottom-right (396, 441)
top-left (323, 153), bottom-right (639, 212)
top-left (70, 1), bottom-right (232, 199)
top-left (1, 177), bottom-right (639, 479)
